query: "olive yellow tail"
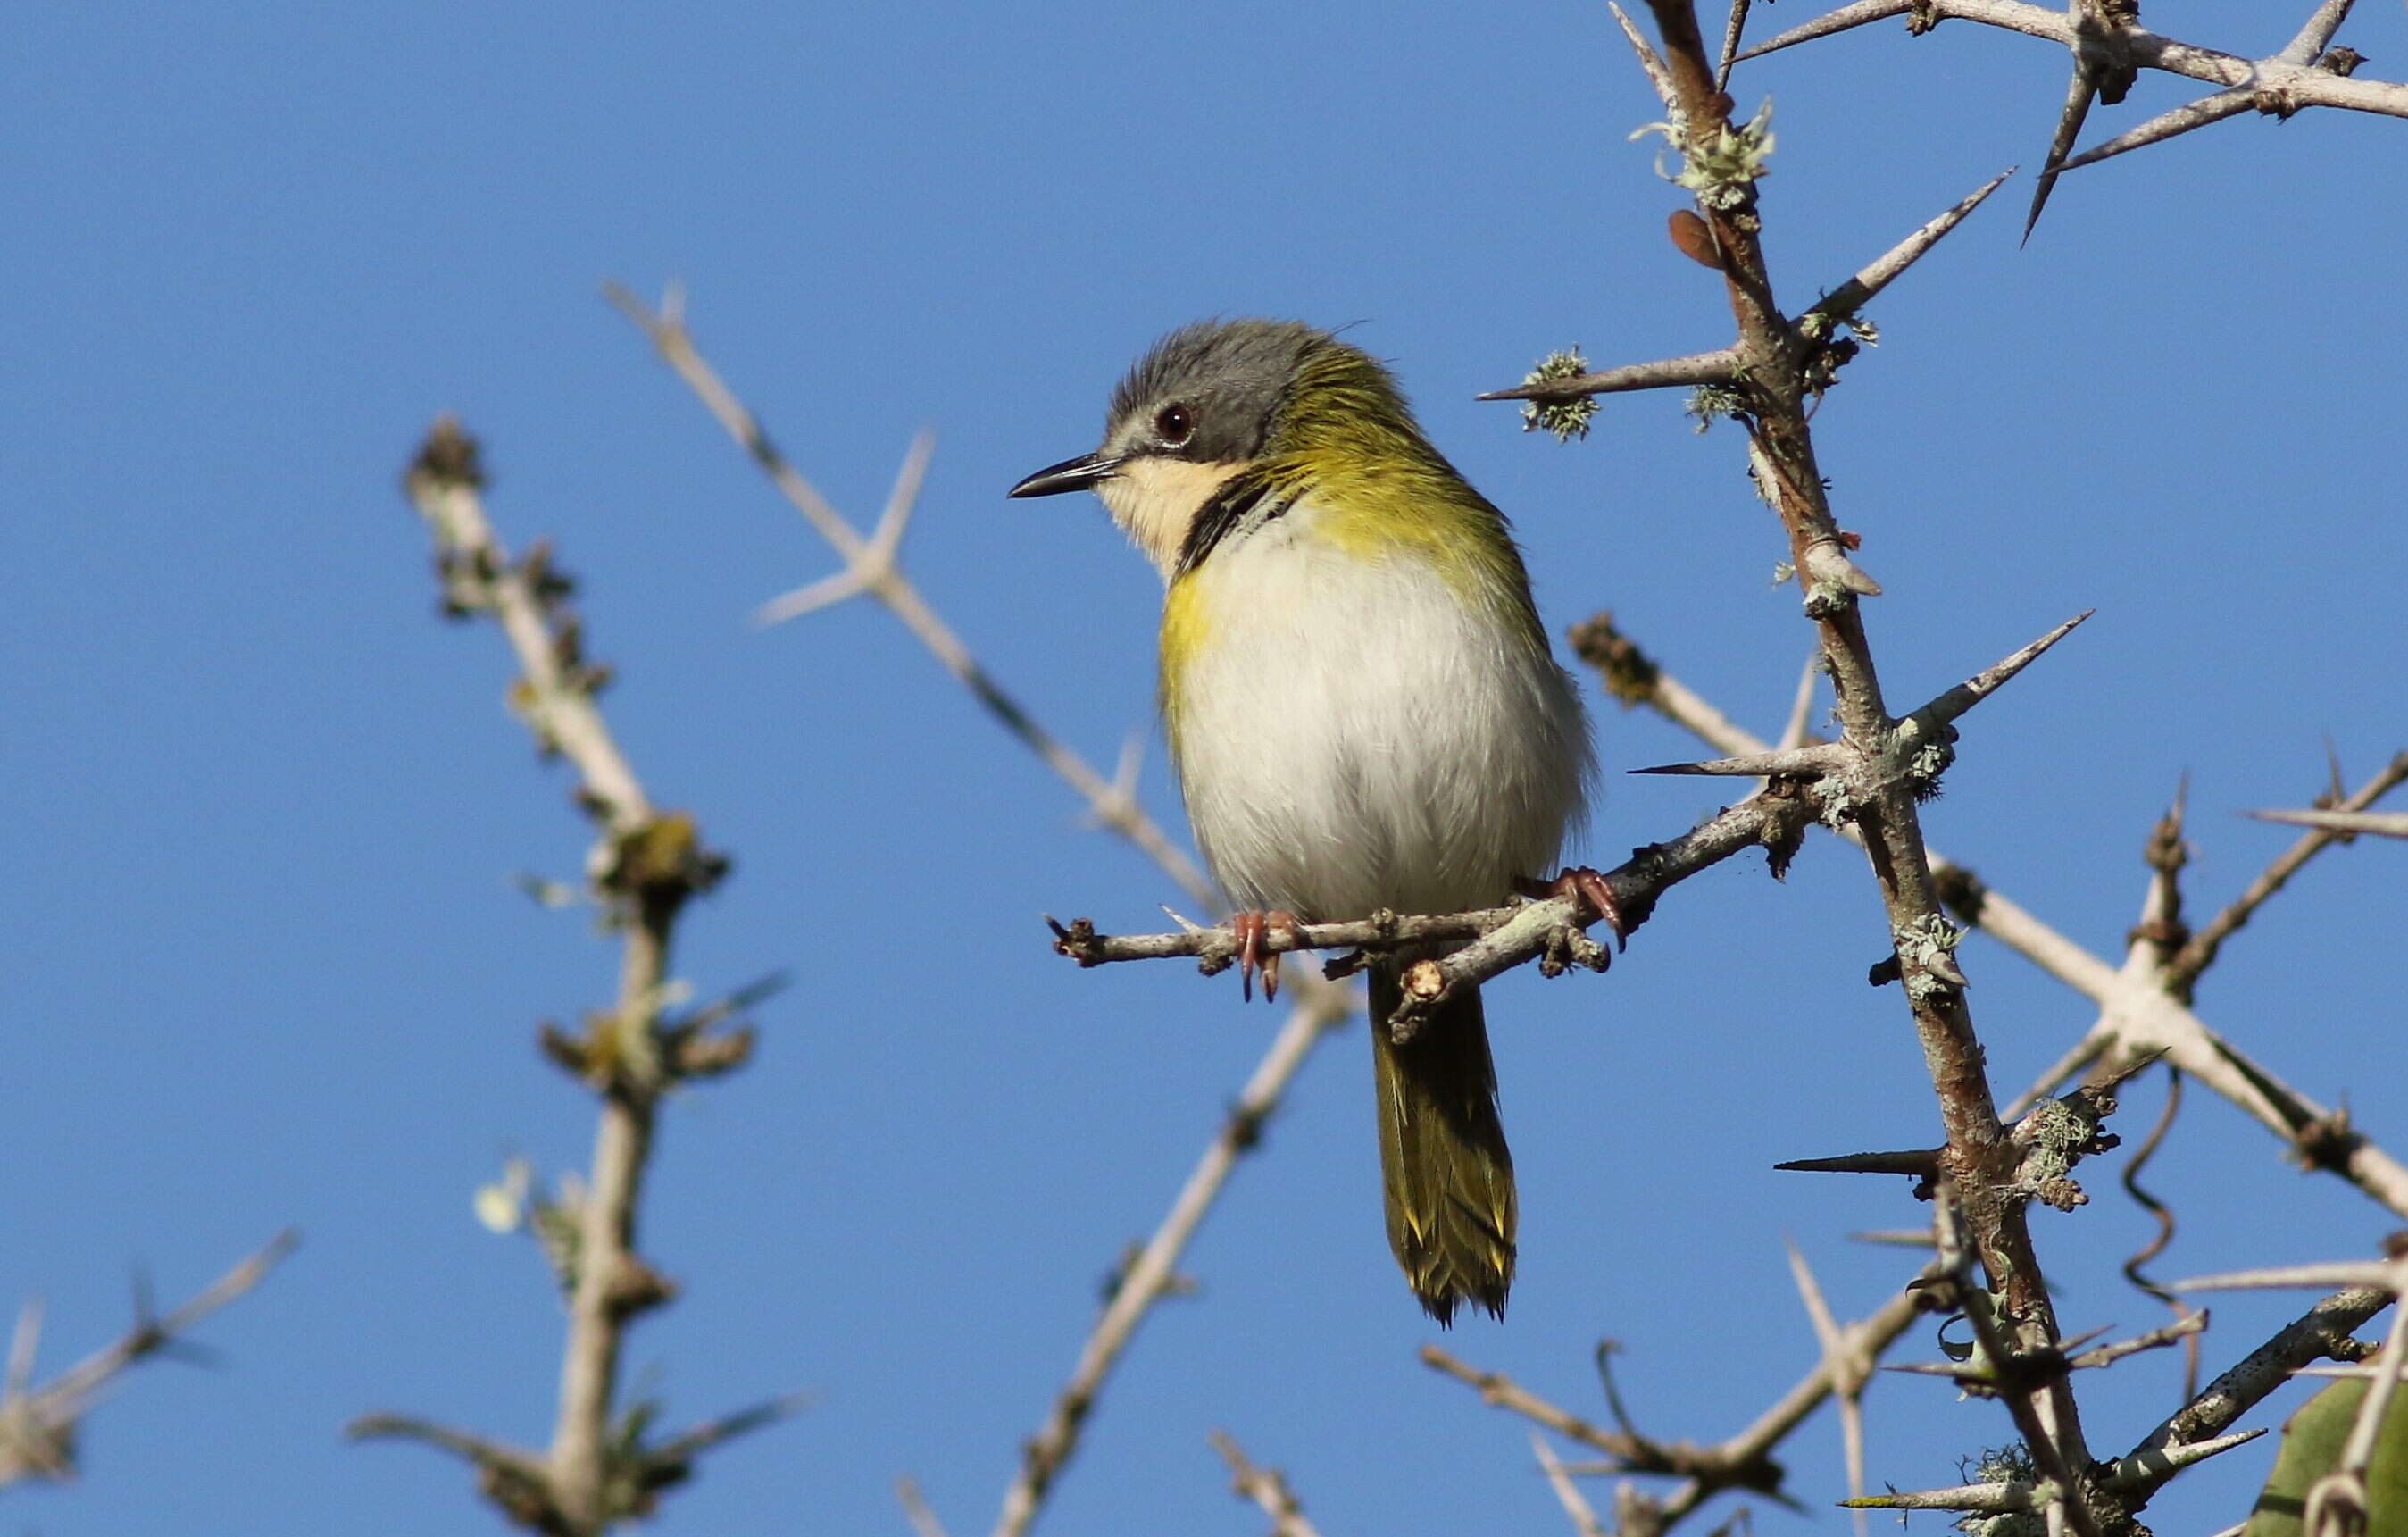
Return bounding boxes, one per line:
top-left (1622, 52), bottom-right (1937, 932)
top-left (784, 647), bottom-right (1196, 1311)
top-left (1368, 959), bottom-right (1516, 1324)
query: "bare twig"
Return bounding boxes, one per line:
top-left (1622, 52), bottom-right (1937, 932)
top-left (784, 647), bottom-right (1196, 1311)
top-left (1426, 1259), bottom-right (1942, 1529)
top-left (993, 987), bottom-right (1351, 1537)
top-left (1576, 611), bottom-right (2408, 1223)
top-left (1209, 1432), bottom-right (1324, 1537)
top-left (603, 282), bottom-right (1215, 908)
top-left (2118, 1285), bottom-right (2394, 1505)
top-left (0, 1232), bottom-right (296, 1487)
top-left (1737, 0), bottom-right (2405, 235)
top-left (365, 422), bottom-right (779, 1534)
top-left (1534, 1431), bottom-right (1612, 1537)
top-left (2174, 753), bottom-right (2408, 985)
top-left (1480, 347), bottom-right (1745, 402)
top-left (899, 1474), bottom-right (954, 1537)
top-left (1784, 1240), bottom-right (1871, 1533)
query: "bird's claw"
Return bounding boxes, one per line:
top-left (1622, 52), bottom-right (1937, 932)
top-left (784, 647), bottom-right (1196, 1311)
top-left (1515, 868), bottom-right (1628, 955)
top-left (1229, 909), bottom-right (1298, 1002)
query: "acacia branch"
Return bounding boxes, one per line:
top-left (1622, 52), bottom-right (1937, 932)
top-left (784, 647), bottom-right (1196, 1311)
top-left (0, 1232), bottom-right (296, 1487)
top-left (367, 421), bottom-right (779, 1534)
top-left (1425, 1257), bottom-right (1944, 1531)
top-left (2171, 752), bottom-right (2408, 987)
top-left (1055, 614), bottom-right (2078, 1041)
top-left (2114, 1286), bottom-right (2393, 1505)
top-left (1573, 611), bottom-right (2408, 1222)
top-left (1621, 0), bottom-right (2105, 1520)
top-left (604, 282), bottom-right (1217, 910)
top-left (991, 986), bottom-right (1351, 1537)
top-left (1208, 1432), bottom-right (1324, 1537)
top-left (1735, 0), bottom-right (2404, 235)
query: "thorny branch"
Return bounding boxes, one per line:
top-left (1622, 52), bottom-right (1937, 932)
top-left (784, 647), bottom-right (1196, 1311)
top-left (0, 1232), bottom-right (296, 1487)
top-left (1051, 614), bottom-right (2085, 1043)
top-left (603, 281), bottom-right (1215, 909)
top-left (1425, 1257), bottom-right (1945, 1533)
top-left (1571, 0), bottom-right (2111, 1525)
top-left (992, 987), bottom-right (1349, 1537)
top-left (1577, 611), bottom-right (2408, 1224)
top-left (1731, 0), bottom-right (2405, 235)
top-left (601, 285), bottom-right (1360, 1537)
top-left (354, 421), bottom-right (793, 1536)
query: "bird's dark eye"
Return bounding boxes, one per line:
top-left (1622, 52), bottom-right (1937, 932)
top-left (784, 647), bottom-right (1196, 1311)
top-left (1154, 403), bottom-right (1194, 447)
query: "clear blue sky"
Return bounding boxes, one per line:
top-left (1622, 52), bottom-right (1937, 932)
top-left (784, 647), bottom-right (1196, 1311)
top-left (5, 4), bottom-right (2404, 1533)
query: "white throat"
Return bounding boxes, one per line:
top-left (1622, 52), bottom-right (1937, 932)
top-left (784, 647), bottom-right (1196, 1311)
top-left (1097, 458), bottom-right (1244, 580)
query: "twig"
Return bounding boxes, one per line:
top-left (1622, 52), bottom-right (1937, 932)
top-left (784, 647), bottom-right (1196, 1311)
top-left (1209, 1432), bottom-right (1324, 1537)
top-left (992, 987), bottom-right (1351, 1537)
top-left (0, 1232), bottom-right (296, 1487)
top-left (900, 1474), bottom-right (954, 1537)
top-left (1058, 614), bottom-right (2079, 1039)
top-left (1738, 0), bottom-right (2404, 234)
top-left (603, 281), bottom-right (1215, 909)
top-left (1784, 1240), bottom-right (1870, 1533)
top-left (1480, 347), bottom-right (1744, 401)
top-left (2116, 1285), bottom-right (2395, 1504)
top-left (1573, 612), bottom-right (2408, 1222)
top-left (1426, 1261), bottom-right (1940, 1529)
top-left (365, 422), bottom-right (778, 1534)
top-left (1621, 2), bottom-right (2099, 1523)
top-left (1533, 1431), bottom-right (1612, 1537)
top-left (2173, 753), bottom-right (2408, 985)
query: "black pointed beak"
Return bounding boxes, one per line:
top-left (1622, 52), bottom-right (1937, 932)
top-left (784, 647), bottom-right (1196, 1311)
top-left (1008, 451), bottom-right (1122, 498)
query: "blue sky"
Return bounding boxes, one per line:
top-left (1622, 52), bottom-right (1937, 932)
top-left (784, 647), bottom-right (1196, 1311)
top-left (4, 4), bottom-right (2404, 1533)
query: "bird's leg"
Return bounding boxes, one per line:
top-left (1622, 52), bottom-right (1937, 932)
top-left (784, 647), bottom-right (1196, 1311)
top-left (1229, 909), bottom-right (1299, 1002)
top-left (1514, 869), bottom-right (1628, 954)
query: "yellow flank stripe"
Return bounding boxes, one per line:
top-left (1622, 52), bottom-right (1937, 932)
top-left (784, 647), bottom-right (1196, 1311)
top-left (1157, 568), bottom-right (1212, 742)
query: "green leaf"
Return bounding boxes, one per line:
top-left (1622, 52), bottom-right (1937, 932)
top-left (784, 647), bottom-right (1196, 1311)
top-left (2245, 1364), bottom-right (2408, 1536)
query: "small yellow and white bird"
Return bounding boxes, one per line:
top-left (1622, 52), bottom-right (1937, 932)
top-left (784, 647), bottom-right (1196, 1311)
top-left (1011, 318), bottom-right (1598, 1323)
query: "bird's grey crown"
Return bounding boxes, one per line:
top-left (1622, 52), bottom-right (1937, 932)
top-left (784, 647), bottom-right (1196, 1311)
top-left (1106, 318), bottom-right (1329, 464)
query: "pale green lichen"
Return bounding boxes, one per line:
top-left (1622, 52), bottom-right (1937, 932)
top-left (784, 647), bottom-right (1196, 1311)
top-left (1518, 347), bottom-right (1600, 442)
top-left (1894, 913), bottom-right (1964, 1002)
top-left (1686, 380), bottom-right (1749, 433)
top-left (1632, 99), bottom-right (1777, 212)
top-left (1896, 714), bottom-right (1960, 798)
top-left (1954, 1444), bottom-right (2047, 1537)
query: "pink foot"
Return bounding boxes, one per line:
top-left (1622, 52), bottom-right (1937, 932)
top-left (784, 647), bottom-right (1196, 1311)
top-left (1514, 868), bottom-right (1627, 954)
top-left (1229, 910), bottom-right (1299, 1002)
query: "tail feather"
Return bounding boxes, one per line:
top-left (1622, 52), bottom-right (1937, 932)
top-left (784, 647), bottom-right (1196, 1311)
top-left (1369, 960), bottom-right (1516, 1324)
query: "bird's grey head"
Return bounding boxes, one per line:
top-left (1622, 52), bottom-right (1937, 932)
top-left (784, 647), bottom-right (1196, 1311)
top-left (1006, 319), bottom-right (1327, 504)
top-left (1100, 318), bottom-right (1327, 465)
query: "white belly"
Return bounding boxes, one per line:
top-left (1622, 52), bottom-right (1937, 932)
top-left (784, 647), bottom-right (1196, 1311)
top-left (1167, 507), bottom-right (1590, 921)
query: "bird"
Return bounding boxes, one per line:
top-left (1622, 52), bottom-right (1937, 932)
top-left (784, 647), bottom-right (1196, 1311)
top-left (1010, 318), bottom-right (1607, 1324)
